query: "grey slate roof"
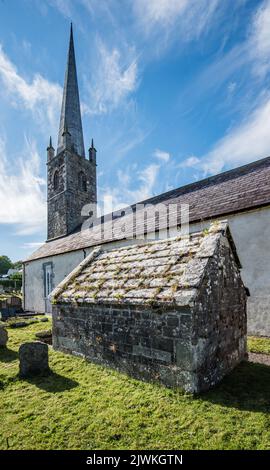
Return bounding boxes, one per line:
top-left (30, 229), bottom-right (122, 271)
top-left (26, 155), bottom-right (270, 262)
top-left (50, 221), bottom-right (234, 307)
top-left (57, 24), bottom-right (85, 157)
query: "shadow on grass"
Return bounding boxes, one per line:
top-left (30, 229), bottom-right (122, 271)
top-left (202, 361), bottom-right (270, 413)
top-left (24, 370), bottom-right (79, 393)
top-left (0, 347), bottom-right (18, 363)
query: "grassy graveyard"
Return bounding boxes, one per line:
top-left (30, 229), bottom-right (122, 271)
top-left (0, 319), bottom-right (269, 450)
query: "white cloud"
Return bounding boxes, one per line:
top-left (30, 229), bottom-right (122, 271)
top-left (99, 147), bottom-right (175, 212)
top-left (87, 39), bottom-right (138, 114)
top-left (133, 0), bottom-right (221, 42)
top-left (0, 44), bottom-right (62, 129)
top-left (0, 136), bottom-right (46, 235)
top-left (100, 163), bottom-right (161, 212)
top-left (22, 241), bottom-right (44, 249)
top-left (249, 0), bottom-right (270, 77)
top-left (179, 156), bottom-right (200, 168)
top-left (154, 149), bottom-right (170, 162)
top-left (227, 81), bottom-right (237, 95)
top-left (47, 0), bottom-right (73, 18)
top-left (135, 0), bottom-right (189, 26)
top-left (181, 95), bottom-right (270, 176)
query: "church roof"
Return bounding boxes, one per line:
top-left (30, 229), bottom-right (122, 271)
top-left (26, 155), bottom-right (270, 262)
top-left (57, 24), bottom-right (85, 157)
top-left (50, 221), bottom-right (235, 308)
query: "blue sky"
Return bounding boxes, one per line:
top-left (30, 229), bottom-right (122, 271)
top-left (1, 0), bottom-right (270, 261)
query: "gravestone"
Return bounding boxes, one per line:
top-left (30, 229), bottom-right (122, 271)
top-left (19, 342), bottom-right (49, 377)
top-left (0, 327), bottom-right (8, 347)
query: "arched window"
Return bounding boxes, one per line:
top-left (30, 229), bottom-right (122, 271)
top-left (78, 171), bottom-right (87, 191)
top-left (53, 170), bottom-right (59, 191)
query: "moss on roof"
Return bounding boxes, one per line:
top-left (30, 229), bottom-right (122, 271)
top-left (51, 221), bottom-right (233, 308)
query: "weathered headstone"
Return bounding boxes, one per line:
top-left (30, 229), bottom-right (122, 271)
top-left (40, 317), bottom-right (49, 323)
top-left (35, 329), bottom-right (52, 345)
top-left (0, 327), bottom-right (8, 347)
top-left (19, 342), bottom-right (49, 377)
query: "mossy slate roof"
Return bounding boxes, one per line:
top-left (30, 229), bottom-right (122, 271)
top-left (51, 221), bottom-right (236, 308)
top-left (26, 155), bottom-right (270, 262)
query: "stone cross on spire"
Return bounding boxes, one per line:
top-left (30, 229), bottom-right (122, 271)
top-left (57, 23), bottom-right (85, 157)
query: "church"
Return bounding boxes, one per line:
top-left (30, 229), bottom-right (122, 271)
top-left (23, 26), bottom-right (270, 337)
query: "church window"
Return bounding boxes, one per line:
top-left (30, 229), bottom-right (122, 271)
top-left (79, 171), bottom-right (87, 191)
top-left (53, 170), bottom-right (59, 191)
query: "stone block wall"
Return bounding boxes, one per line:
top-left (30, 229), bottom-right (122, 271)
top-left (53, 304), bottom-right (199, 391)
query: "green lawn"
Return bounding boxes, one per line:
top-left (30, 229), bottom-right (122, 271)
top-left (0, 320), bottom-right (270, 450)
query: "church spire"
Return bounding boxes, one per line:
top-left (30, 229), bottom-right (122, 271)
top-left (57, 23), bottom-right (85, 157)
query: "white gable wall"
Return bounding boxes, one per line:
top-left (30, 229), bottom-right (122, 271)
top-left (24, 205), bottom-right (270, 336)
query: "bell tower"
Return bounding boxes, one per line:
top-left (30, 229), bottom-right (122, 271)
top-left (47, 24), bottom-right (97, 240)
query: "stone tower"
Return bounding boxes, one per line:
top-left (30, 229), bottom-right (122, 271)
top-left (47, 24), bottom-right (97, 240)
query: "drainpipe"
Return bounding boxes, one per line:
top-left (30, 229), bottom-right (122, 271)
top-left (83, 249), bottom-right (87, 259)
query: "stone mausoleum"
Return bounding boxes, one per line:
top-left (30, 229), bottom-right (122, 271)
top-left (51, 221), bottom-right (247, 393)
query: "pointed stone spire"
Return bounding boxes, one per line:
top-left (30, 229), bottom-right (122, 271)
top-left (47, 136), bottom-right (53, 149)
top-left (89, 137), bottom-right (97, 162)
top-left (47, 136), bottom-right (55, 160)
top-left (57, 23), bottom-right (85, 157)
top-left (62, 118), bottom-right (72, 149)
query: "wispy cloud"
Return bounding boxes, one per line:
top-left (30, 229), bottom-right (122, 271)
top-left (47, 0), bottom-right (73, 18)
top-left (179, 156), bottom-right (200, 168)
top-left (0, 44), bottom-right (62, 130)
top-left (181, 94), bottom-right (270, 176)
top-left (0, 136), bottom-right (46, 235)
top-left (86, 39), bottom-right (138, 114)
top-left (249, 0), bottom-right (270, 77)
top-left (133, 0), bottom-right (221, 48)
top-left (100, 160), bottom-right (166, 212)
top-left (154, 149), bottom-right (170, 162)
top-left (178, 0), bottom-right (270, 177)
top-left (22, 241), bottom-right (44, 249)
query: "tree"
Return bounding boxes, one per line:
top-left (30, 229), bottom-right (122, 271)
top-left (0, 255), bottom-right (13, 275)
top-left (13, 260), bottom-right (23, 270)
top-left (10, 272), bottom-right (22, 281)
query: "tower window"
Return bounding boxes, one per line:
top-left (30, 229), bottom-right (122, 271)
top-left (53, 170), bottom-right (59, 191)
top-left (79, 171), bottom-right (87, 191)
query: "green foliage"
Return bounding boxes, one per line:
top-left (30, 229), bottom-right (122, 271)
top-left (0, 279), bottom-right (22, 290)
top-left (0, 256), bottom-right (13, 275)
top-left (0, 325), bottom-right (269, 449)
top-left (12, 261), bottom-right (23, 270)
top-left (248, 336), bottom-right (270, 355)
top-left (10, 272), bottom-right (22, 281)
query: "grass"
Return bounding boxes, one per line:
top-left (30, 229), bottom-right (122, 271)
top-left (0, 321), bottom-right (270, 450)
top-left (248, 336), bottom-right (270, 355)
